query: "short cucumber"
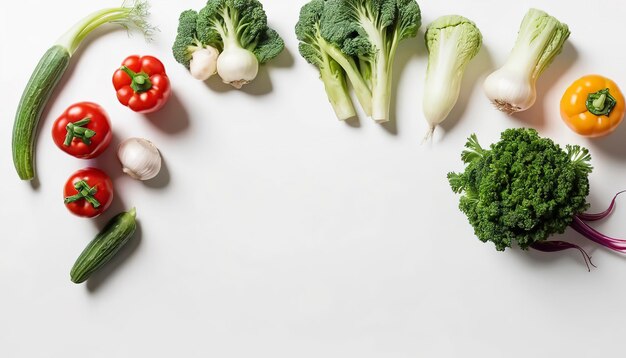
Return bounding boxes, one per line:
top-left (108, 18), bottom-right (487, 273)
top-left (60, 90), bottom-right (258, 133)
top-left (70, 208), bottom-right (137, 284)
top-left (12, 45), bottom-right (70, 180)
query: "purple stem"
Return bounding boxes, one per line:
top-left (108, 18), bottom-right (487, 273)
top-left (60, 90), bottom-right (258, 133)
top-left (571, 216), bottom-right (626, 252)
top-left (531, 241), bottom-right (595, 271)
top-left (578, 190), bottom-right (626, 221)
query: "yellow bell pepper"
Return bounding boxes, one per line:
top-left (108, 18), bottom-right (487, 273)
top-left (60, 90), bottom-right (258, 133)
top-left (560, 75), bottom-right (625, 137)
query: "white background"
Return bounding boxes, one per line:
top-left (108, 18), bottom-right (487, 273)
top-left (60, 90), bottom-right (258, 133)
top-left (2, 0), bottom-right (626, 357)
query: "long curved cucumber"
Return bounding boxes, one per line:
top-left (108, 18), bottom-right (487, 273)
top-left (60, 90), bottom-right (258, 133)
top-left (12, 45), bottom-right (70, 181)
top-left (70, 208), bottom-right (137, 284)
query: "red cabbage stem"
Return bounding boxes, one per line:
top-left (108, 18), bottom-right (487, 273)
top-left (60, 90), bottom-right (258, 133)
top-left (570, 216), bottom-right (626, 251)
top-left (530, 190), bottom-right (626, 270)
top-left (531, 240), bottom-right (595, 271)
top-left (577, 190), bottom-right (626, 221)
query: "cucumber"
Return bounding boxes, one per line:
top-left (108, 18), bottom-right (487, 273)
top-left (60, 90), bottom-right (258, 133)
top-left (70, 208), bottom-right (137, 284)
top-left (12, 45), bottom-right (70, 180)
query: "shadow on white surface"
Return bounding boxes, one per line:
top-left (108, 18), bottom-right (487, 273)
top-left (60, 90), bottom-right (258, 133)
top-left (29, 176), bottom-right (41, 191)
top-left (512, 42), bottom-right (579, 129)
top-left (266, 43), bottom-right (296, 69)
top-left (89, 132), bottom-right (125, 183)
top-left (204, 46), bottom-right (295, 96)
top-left (144, 153), bottom-right (171, 189)
top-left (93, 184), bottom-right (129, 231)
top-left (519, 227), bottom-right (601, 272)
top-left (86, 219), bottom-right (143, 293)
top-left (344, 116), bottom-right (361, 128)
top-left (586, 118), bottom-right (626, 160)
top-left (145, 92), bottom-right (191, 134)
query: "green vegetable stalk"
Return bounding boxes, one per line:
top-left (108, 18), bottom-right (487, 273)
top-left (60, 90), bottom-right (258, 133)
top-left (295, 0), bottom-right (421, 123)
top-left (12, 1), bottom-right (155, 181)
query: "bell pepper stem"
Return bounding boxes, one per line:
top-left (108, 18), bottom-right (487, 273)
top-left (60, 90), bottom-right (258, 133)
top-left (64, 180), bottom-right (101, 208)
top-left (120, 66), bottom-right (153, 93)
top-left (586, 88), bottom-right (617, 116)
top-left (64, 117), bottom-right (95, 146)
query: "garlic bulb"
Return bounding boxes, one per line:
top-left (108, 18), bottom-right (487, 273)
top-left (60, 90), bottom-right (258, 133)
top-left (117, 138), bottom-right (162, 181)
top-left (190, 46), bottom-right (219, 81)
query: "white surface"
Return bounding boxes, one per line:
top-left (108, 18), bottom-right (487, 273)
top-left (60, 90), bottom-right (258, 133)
top-left (2, 0), bottom-right (626, 357)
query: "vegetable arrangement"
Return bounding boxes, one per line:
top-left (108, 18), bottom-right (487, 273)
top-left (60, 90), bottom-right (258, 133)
top-left (56, 51), bottom-right (167, 282)
top-left (172, 0), bottom-right (285, 88)
top-left (11, 0), bottom-right (626, 285)
top-left (8, 1), bottom-right (174, 284)
top-left (12, 0), bottom-right (155, 181)
top-left (448, 129), bottom-right (626, 270)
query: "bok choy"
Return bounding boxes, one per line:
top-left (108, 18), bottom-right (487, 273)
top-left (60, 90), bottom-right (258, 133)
top-left (423, 15), bottom-right (481, 140)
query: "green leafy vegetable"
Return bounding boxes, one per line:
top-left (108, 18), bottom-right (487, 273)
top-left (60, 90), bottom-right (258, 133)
top-left (448, 128), bottom-right (591, 251)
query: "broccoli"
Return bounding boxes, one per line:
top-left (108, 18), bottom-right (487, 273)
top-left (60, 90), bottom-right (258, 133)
top-left (295, 0), bottom-right (373, 120)
top-left (319, 0), bottom-right (421, 123)
top-left (449, 128), bottom-right (626, 269)
top-left (172, 10), bottom-right (202, 69)
top-left (172, 0), bottom-right (284, 88)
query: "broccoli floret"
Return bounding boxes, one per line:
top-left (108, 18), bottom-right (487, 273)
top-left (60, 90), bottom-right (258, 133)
top-left (197, 0), bottom-right (267, 51)
top-left (172, 10), bottom-right (201, 68)
top-left (296, 0), bottom-right (375, 119)
top-left (320, 0), bottom-right (421, 122)
top-left (254, 28), bottom-right (285, 64)
top-left (448, 128), bottom-right (592, 251)
top-left (172, 0), bottom-right (284, 87)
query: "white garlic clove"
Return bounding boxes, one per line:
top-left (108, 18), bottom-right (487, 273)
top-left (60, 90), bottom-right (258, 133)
top-left (190, 46), bottom-right (219, 81)
top-left (117, 138), bottom-right (162, 181)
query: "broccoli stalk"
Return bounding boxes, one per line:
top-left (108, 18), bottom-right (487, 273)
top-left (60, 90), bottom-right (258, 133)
top-left (449, 128), bottom-right (626, 270)
top-left (319, 56), bottom-right (356, 120)
top-left (172, 0), bottom-right (284, 88)
top-left (296, 0), bottom-right (373, 120)
top-left (321, 0), bottom-right (421, 123)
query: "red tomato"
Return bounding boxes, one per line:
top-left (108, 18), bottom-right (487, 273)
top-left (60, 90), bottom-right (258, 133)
top-left (113, 55), bottom-right (171, 113)
top-left (51, 102), bottom-right (112, 159)
top-left (63, 168), bottom-right (114, 218)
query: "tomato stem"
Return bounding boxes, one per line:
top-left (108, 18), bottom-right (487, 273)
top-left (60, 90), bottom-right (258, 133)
top-left (586, 88), bottom-right (617, 116)
top-left (120, 66), bottom-right (152, 93)
top-left (64, 180), bottom-right (101, 208)
top-left (64, 117), bottom-right (95, 146)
